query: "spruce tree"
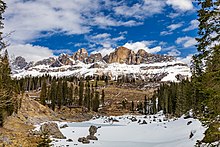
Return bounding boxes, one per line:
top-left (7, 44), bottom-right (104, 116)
top-left (40, 79), bottom-right (47, 105)
top-left (131, 101), bottom-right (134, 112)
top-left (50, 80), bottom-right (56, 111)
top-left (0, 1), bottom-right (15, 126)
top-left (92, 91), bottom-right (100, 112)
top-left (101, 89), bottom-right (105, 106)
top-left (56, 80), bottom-right (63, 109)
top-left (78, 80), bottom-right (84, 106)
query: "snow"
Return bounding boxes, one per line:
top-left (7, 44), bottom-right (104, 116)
top-left (50, 112), bottom-right (206, 147)
top-left (12, 61), bottom-right (191, 82)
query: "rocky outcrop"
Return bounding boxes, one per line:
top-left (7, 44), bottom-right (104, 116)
top-left (106, 46), bottom-right (135, 64)
top-left (35, 57), bottom-right (56, 66)
top-left (58, 53), bottom-right (74, 65)
top-left (104, 47), bottom-right (174, 64)
top-left (39, 122), bottom-right (66, 139)
top-left (78, 125), bottom-right (98, 144)
top-left (87, 53), bottom-right (103, 63)
top-left (50, 59), bottom-right (63, 67)
top-left (72, 48), bottom-right (88, 63)
top-left (12, 56), bottom-right (28, 69)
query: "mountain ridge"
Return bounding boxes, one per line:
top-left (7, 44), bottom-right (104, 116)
top-left (11, 46), bottom-right (191, 83)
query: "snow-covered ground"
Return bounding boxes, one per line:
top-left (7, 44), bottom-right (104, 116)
top-left (50, 112), bottom-right (206, 147)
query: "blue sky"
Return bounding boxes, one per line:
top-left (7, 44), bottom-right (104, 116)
top-left (3, 0), bottom-right (199, 63)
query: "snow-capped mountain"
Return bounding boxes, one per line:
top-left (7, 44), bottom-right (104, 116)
top-left (11, 47), bottom-right (191, 82)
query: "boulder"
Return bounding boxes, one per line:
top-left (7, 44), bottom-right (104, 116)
top-left (78, 137), bottom-right (90, 144)
top-left (60, 124), bottom-right (68, 129)
top-left (131, 117), bottom-right (137, 122)
top-left (89, 125), bottom-right (97, 136)
top-left (40, 122), bottom-right (66, 139)
top-left (142, 120), bottom-right (147, 124)
top-left (86, 135), bottom-right (98, 140)
top-left (187, 121), bottom-right (192, 125)
top-left (66, 139), bottom-right (73, 142)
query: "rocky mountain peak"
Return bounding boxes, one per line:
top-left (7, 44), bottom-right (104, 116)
top-left (87, 53), bottom-right (103, 64)
top-left (58, 53), bottom-right (74, 65)
top-left (72, 48), bottom-right (88, 62)
top-left (137, 49), bottom-right (147, 56)
top-left (12, 56), bottom-right (28, 70)
top-left (107, 46), bottom-right (135, 64)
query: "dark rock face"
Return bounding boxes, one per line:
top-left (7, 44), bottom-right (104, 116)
top-left (39, 122), bottom-right (66, 139)
top-left (12, 56), bottom-right (28, 69)
top-left (50, 59), bottom-right (63, 67)
top-left (87, 53), bottom-right (103, 63)
top-left (72, 48), bottom-right (88, 62)
top-left (89, 62), bottom-right (107, 69)
top-left (35, 57), bottom-right (56, 66)
top-left (58, 54), bottom-right (74, 65)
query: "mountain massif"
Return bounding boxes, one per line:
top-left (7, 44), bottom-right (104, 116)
top-left (11, 46), bottom-right (190, 83)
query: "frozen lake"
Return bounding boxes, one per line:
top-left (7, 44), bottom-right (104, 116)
top-left (50, 112), bottom-right (206, 147)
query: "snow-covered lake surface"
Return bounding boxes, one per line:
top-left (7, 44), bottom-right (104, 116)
top-left (50, 112), bottom-right (206, 147)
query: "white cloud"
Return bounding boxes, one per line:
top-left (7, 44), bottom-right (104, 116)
top-left (167, 23), bottom-right (183, 31)
top-left (114, 0), bottom-right (166, 19)
top-left (166, 0), bottom-right (194, 11)
top-left (168, 49), bottom-right (181, 56)
top-left (53, 49), bottom-right (73, 55)
top-left (160, 31), bottom-right (173, 36)
top-left (4, 0), bottom-right (98, 43)
top-left (91, 48), bottom-right (115, 57)
top-left (183, 19), bottom-right (199, 32)
top-left (176, 36), bottom-right (197, 48)
top-left (123, 41), bottom-right (161, 53)
top-left (177, 54), bottom-right (193, 65)
top-left (3, 0), bottom-right (141, 44)
top-left (93, 16), bottom-right (142, 28)
top-left (91, 41), bottom-right (162, 57)
top-left (7, 44), bottom-right (54, 62)
top-left (92, 33), bottom-right (111, 39)
top-left (160, 22), bottom-right (183, 36)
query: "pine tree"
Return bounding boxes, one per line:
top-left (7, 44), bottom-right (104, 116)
top-left (50, 80), bottom-right (56, 111)
top-left (152, 95), bottom-right (157, 114)
top-left (131, 101), bottom-right (134, 112)
top-left (92, 91), bottom-right (100, 112)
top-left (101, 89), bottom-right (105, 106)
top-left (40, 79), bottom-right (47, 105)
top-left (78, 80), bottom-right (84, 106)
top-left (192, 0), bottom-right (220, 117)
top-left (62, 79), bottom-right (68, 105)
top-left (0, 1), bottom-right (15, 126)
top-left (56, 80), bottom-right (63, 109)
top-left (144, 95), bottom-right (147, 114)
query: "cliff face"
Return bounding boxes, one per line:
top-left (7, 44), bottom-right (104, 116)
top-left (106, 46), bottom-right (136, 64)
top-left (72, 48), bottom-right (88, 62)
top-left (104, 47), bottom-right (174, 64)
top-left (12, 46), bottom-right (176, 69)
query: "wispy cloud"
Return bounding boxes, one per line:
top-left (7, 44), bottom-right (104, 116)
top-left (176, 36), bottom-right (197, 48)
top-left (160, 22), bottom-right (183, 36)
top-left (183, 19), bottom-right (199, 32)
top-left (166, 0), bottom-right (194, 11)
top-left (114, 0), bottom-right (166, 19)
top-left (123, 41), bottom-right (161, 53)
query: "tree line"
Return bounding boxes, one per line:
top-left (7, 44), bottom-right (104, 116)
top-left (153, 0), bottom-right (220, 119)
